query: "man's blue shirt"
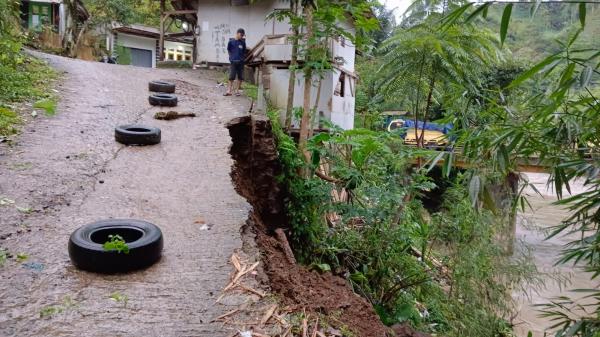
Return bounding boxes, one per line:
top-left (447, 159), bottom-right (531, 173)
top-left (227, 38), bottom-right (246, 63)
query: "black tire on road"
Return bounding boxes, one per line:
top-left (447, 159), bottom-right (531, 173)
top-left (149, 94), bottom-right (178, 107)
top-left (149, 80), bottom-right (176, 93)
top-left (68, 219), bottom-right (163, 274)
top-left (115, 125), bottom-right (161, 145)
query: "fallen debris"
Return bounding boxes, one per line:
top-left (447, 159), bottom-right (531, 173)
top-left (259, 304), bottom-right (278, 327)
top-left (154, 111), bottom-right (196, 120)
top-left (235, 283), bottom-right (266, 298)
top-left (217, 253), bottom-right (261, 303)
top-left (275, 228), bottom-right (296, 264)
top-left (214, 308), bottom-right (242, 322)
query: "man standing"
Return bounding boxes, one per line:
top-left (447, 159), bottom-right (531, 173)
top-left (224, 28), bottom-right (247, 96)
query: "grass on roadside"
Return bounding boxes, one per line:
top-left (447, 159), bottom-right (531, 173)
top-left (242, 82), bottom-right (258, 100)
top-left (0, 107), bottom-right (21, 136)
top-left (0, 56), bottom-right (58, 136)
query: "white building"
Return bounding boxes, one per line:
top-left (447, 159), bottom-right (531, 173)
top-left (171, 0), bottom-right (358, 130)
top-left (108, 24), bottom-right (194, 68)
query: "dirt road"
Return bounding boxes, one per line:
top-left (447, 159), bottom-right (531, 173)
top-left (0, 52), bottom-right (251, 336)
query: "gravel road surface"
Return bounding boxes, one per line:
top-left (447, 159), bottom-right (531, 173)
top-left (0, 51), bottom-right (252, 337)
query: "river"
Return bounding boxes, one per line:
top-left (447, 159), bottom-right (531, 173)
top-left (512, 173), bottom-right (597, 337)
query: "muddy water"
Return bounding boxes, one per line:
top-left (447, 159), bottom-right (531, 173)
top-left (512, 173), bottom-right (597, 337)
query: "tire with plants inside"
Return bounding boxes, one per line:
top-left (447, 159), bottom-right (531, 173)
top-left (149, 94), bottom-right (178, 107)
top-left (68, 219), bottom-right (163, 273)
top-left (149, 80), bottom-right (176, 93)
top-left (115, 125), bottom-right (161, 145)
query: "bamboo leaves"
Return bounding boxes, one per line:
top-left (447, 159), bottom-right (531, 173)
top-left (580, 66), bottom-right (593, 88)
top-left (465, 3), bottom-right (492, 24)
top-left (468, 174), bottom-right (481, 207)
top-left (508, 54), bottom-right (561, 88)
top-left (499, 4), bottom-right (513, 47)
top-left (579, 2), bottom-right (587, 28)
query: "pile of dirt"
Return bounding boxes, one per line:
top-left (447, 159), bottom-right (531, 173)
top-left (227, 115), bottom-right (423, 337)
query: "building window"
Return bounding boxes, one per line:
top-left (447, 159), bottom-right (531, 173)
top-left (30, 3), bottom-right (52, 30)
top-left (335, 73), bottom-right (346, 97)
top-left (165, 46), bottom-right (191, 61)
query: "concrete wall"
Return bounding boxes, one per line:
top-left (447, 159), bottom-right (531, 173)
top-left (194, 0), bottom-right (291, 64)
top-left (331, 21), bottom-right (356, 72)
top-left (261, 67), bottom-right (355, 130)
top-left (331, 69), bottom-right (355, 130)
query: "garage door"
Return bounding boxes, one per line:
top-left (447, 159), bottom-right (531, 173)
top-left (129, 48), bottom-right (153, 68)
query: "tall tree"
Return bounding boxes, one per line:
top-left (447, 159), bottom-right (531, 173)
top-left (297, 0), bottom-right (378, 163)
top-left (379, 21), bottom-right (501, 148)
top-left (65, 0), bottom-right (141, 57)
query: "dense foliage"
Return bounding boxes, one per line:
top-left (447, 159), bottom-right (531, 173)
top-left (274, 1), bottom-right (600, 336)
top-left (268, 103), bottom-right (540, 336)
top-left (0, 1), bottom-right (57, 136)
top-left (414, 2), bottom-right (600, 336)
top-left (484, 3), bottom-right (600, 61)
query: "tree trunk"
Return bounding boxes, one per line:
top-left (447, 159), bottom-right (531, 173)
top-left (418, 74), bottom-right (435, 149)
top-left (413, 54), bottom-right (426, 149)
top-left (298, 4), bottom-right (314, 164)
top-left (159, 0), bottom-right (166, 61)
top-left (285, 0), bottom-right (300, 130)
top-left (308, 77), bottom-right (322, 139)
top-left (299, 68), bottom-right (313, 157)
top-left (70, 20), bottom-right (89, 58)
top-left (62, 0), bottom-right (76, 53)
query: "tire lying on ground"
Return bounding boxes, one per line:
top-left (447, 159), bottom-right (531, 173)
top-left (68, 219), bottom-right (163, 273)
top-left (149, 93), bottom-right (178, 107)
top-left (115, 125), bottom-right (161, 145)
top-left (149, 80), bottom-right (176, 93)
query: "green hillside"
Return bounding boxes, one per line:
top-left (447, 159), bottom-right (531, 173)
top-left (484, 3), bottom-right (600, 61)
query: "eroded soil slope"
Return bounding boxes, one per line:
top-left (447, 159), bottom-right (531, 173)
top-left (227, 115), bottom-right (428, 337)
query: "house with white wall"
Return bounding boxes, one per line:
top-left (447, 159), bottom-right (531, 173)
top-left (107, 24), bottom-right (194, 68)
top-left (171, 0), bottom-right (358, 130)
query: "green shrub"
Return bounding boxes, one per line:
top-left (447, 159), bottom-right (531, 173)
top-left (157, 60), bottom-right (192, 68)
top-left (0, 107), bottom-right (21, 136)
top-left (268, 108), bottom-right (331, 261)
top-left (114, 45), bottom-right (132, 65)
top-left (103, 235), bottom-right (130, 254)
top-left (267, 111), bottom-right (539, 336)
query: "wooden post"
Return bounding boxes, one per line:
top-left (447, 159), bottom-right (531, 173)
top-left (159, 0), bottom-right (166, 61)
